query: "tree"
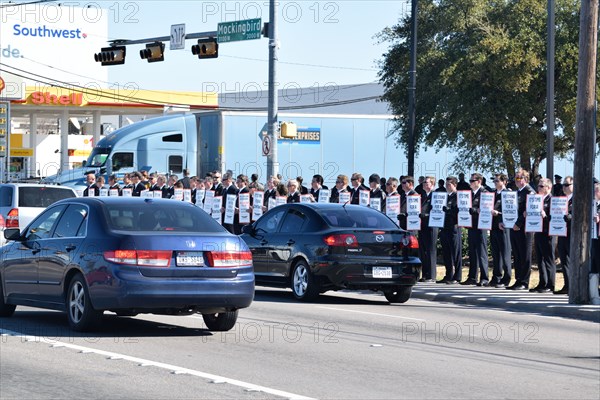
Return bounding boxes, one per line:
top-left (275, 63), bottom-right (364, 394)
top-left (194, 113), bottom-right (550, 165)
top-left (378, 0), bottom-right (599, 177)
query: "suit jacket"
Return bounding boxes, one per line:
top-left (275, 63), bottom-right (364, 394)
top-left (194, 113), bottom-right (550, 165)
top-left (212, 183), bottom-right (224, 197)
top-left (287, 191), bottom-right (301, 203)
top-left (179, 176), bottom-right (191, 189)
top-left (222, 184), bottom-right (239, 209)
top-left (152, 184), bottom-right (169, 198)
top-left (83, 184), bottom-right (99, 197)
top-left (132, 182), bottom-right (146, 197)
top-left (399, 189), bottom-right (416, 230)
top-left (469, 187), bottom-right (487, 229)
top-left (443, 191), bottom-right (459, 229)
top-left (516, 184), bottom-right (535, 229)
top-left (108, 183), bottom-right (122, 196)
top-left (420, 191), bottom-right (434, 228)
top-left (370, 187), bottom-right (386, 211)
top-left (350, 184), bottom-right (369, 205)
top-left (492, 189), bottom-right (509, 230)
top-left (299, 185), bottom-right (309, 195)
top-left (540, 194), bottom-right (552, 234)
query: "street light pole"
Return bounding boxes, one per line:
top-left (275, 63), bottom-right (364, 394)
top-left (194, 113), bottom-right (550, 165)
top-left (407, 0), bottom-right (418, 178)
top-left (266, 0), bottom-right (279, 179)
top-left (546, 0), bottom-right (555, 179)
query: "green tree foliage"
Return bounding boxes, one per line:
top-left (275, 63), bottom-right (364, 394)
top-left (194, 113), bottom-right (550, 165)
top-left (378, 0), bottom-right (599, 177)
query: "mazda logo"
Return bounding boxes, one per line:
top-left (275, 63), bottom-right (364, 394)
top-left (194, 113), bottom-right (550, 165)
top-left (186, 240), bottom-right (196, 248)
top-left (375, 235), bottom-right (384, 242)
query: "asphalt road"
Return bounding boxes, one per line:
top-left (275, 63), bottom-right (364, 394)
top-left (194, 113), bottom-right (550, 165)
top-left (1, 287), bottom-right (599, 400)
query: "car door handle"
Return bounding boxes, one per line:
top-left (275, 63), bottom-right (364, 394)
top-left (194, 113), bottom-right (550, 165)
top-left (260, 240), bottom-right (268, 245)
top-left (65, 245), bottom-right (76, 252)
top-left (286, 240), bottom-right (295, 246)
top-left (31, 248), bottom-right (41, 255)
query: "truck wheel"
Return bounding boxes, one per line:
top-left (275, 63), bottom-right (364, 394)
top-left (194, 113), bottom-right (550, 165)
top-left (67, 275), bottom-right (102, 331)
top-left (384, 287), bottom-right (412, 303)
top-left (0, 278), bottom-right (16, 317)
top-left (291, 260), bottom-right (320, 301)
top-left (202, 311), bottom-right (238, 331)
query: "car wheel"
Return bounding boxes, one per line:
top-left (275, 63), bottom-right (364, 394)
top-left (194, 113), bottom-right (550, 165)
top-left (384, 286), bottom-right (412, 303)
top-left (0, 278), bottom-right (16, 317)
top-left (291, 260), bottom-right (320, 301)
top-left (67, 275), bottom-right (102, 331)
top-left (202, 310), bottom-right (238, 331)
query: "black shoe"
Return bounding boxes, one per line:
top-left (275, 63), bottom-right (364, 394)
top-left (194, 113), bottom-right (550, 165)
top-left (460, 279), bottom-right (477, 286)
top-left (436, 279), bottom-right (449, 284)
top-left (554, 287), bottom-right (568, 295)
top-left (493, 283), bottom-right (505, 288)
top-left (529, 286), bottom-right (542, 293)
top-left (423, 279), bottom-right (435, 283)
top-left (477, 280), bottom-right (490, 287)
top-left (537, 288), bottom-right (552, 293)
top-left (509, 284), bottom-right (528, 291)
top-left (446, 280), bottom-right (459, 285)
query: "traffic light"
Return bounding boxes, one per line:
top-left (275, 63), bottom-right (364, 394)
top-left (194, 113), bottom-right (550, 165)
top-left (191, 38), bottom-right (218, 59)
top-left (94, 46), bottom-right (126, 66)
top-left (140, 42), bottom-right (165, 63)
top-left (280, 122), bottom-right (297, 138)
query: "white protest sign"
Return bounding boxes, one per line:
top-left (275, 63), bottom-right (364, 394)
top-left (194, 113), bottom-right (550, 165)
top-left (457, 191), bottom-right (472, 228)
top-left (429, 192), bottom-right (447, 228)
top-left (549, 196), bottom-right (568, 236)
top-left (477, 192), bottom-right (495, 230)
top-left (501, 191), bottom-right (518, 229)
top-left (407, 195), bottom-right (422, 231)
top-left (525, 194), bottom-right (543, 233)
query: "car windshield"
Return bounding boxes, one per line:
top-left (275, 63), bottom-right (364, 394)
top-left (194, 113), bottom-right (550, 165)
top-left (18, 187), bottom-right (76, 208)
top-left (104, 203), bottom-right (226, 233)
top-left (87, 147), bottom-right (110, 167)
top-left (318, 207), bottom-right (398, 229)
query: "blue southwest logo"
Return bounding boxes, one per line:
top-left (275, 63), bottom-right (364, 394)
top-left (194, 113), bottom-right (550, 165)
top-left (13, 24), bottom-right (87, 39)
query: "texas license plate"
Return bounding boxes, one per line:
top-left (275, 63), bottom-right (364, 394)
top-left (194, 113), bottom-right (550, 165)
top-left (176, 252), bottom-right (204, 266)
top-left (372, 266), bottom-right (392, 278)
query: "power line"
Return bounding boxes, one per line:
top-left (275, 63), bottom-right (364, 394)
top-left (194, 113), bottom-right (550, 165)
top-left (0, 0), bottom-right (57, 9)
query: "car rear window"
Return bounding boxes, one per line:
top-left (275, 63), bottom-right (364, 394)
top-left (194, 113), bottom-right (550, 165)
top-left (105, 203), bottom-right (226, 233)
top-left (319, 208), bottom-right (398, 229)
top-left (18, 187), bottom-right (76, 208)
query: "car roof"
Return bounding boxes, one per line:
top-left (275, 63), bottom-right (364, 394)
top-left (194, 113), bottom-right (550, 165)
top-left (0, 183), bottom-right (75, 190)
top-left (52, 197), bottom-right (197, 207)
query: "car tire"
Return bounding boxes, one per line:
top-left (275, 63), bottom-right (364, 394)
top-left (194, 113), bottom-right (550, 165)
top-left (383, 286), bottom-right (412, 303)
top-left (202, 310), bottom-right (238, 331)
top-left (291, 260), bottom-right (320, 301)
top-left (67, 275), bottom-right (102, 332)
top-left (0, 278), bottom-right (16, 317)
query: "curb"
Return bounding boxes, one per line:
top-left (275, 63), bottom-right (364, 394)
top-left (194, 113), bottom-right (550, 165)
top-left (410, 283), bottom-right (600, 323)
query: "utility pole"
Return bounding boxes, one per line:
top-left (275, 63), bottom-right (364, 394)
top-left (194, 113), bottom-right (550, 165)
top-left (406, 0), bottom-right (418, 178)
top-left (266, 0), bottom-right (279, 179)
top-left (546, 0), bottom-right (555, 179)
top-left (569, 0), bottom-right (598, 304)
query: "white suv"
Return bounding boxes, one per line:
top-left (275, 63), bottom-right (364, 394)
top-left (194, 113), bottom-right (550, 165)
top-left (0, 183), bottom-right (78, 245)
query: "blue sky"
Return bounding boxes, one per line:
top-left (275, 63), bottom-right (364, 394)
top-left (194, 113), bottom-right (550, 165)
top-left (105, 1), bottom-right (409, 94)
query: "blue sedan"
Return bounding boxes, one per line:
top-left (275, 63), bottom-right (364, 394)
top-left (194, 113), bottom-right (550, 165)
top-left (0, 197), bottom-right (254, 332)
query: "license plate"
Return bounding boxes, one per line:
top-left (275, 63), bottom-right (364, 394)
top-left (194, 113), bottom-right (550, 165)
top-left (372, 266), bottom-right (392, 278)
top-left (176, 252), bottom-right (204, 266)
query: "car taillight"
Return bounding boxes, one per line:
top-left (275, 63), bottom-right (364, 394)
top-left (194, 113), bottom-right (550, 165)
top-left (6, 208), bottom-right (19, 229)
top-left (323, 234), bottom-right (359, 248)
top-left (206, 251), bottom-right (253, 268)
top-left (103, 250), bottom-right (172, 267)
top-left (400, 235), bottom-right (419, 249)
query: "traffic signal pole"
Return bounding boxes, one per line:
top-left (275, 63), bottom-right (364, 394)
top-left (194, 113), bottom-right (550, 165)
top-left (266, 0), bottom-right (279, 179)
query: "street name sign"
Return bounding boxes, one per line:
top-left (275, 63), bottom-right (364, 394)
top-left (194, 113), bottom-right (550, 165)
top-left (217, 18), bottom-right (262, 43)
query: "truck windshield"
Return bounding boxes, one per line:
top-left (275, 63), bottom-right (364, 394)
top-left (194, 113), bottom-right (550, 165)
top-left (87, 148), bottom-right (110, 167)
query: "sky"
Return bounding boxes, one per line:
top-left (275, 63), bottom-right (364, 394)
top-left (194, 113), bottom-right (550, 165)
top-left (103, 0), bottom-right (409, 95)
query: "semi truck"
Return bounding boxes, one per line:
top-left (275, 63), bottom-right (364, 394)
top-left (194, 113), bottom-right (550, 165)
top-left (45, 110), bottom-right (449, 188)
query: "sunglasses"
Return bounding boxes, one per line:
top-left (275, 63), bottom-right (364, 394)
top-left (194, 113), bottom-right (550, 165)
top-left (469, 179), bottom-right (478, 183)
top-left (515, 177), bottom-right (523, 180)
top-left (493, 179), bottom-right (501, 183)
top-left (336, 180), bottom-right (343, 184)
top-left (401, 181), bottom-right (408, 184)
top-left (351, 178), bottom-right (358, 181)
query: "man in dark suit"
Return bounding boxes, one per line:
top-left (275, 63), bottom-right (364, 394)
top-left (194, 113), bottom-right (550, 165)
top-left (83, 172), bottom-right (99, 197)
top-left (220, 173), bottom-right (238, 234)
top-left (552, 174), bottom-right (564, 196)
top-left (507, 168), bottom-right (536, 290)
top-left (555, 175), bottom-right (573, 294)
top-left (530, 177), bottom-right (555, 293)
top-left (439, 176), bottom-right (461, 284)
top-left (461, 173), bottom-right (489, 286)
top-left (490, 173), bottom-right (512, 287)
top-left (211, 171), bottom-right (224, 197)
top-left (368, 173), bottom-right (386, 212)
top-left (130, 171), bottom-right (146, 197)
top-left (350, 173), bottom-right (369, 205)
top-left (418, 176), bottom-right (438, 282)
top-left (296, 176), bottom-right (309, 195)
top-left (287, 179), bottom-right (301, 203)
top-left (398, 176), bottom-right (416, 230)
top-left (457, 173), bottom-right (470, 191)
top-left (178, 168), bottom-right (192, 189)
top-left (309, 174), bottom-right (328, 202)
top-left (108, 174), bottom-right (122, 196)
top-left (151, 174), bottom-right (169, 198)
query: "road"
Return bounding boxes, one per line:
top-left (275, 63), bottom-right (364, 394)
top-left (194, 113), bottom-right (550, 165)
top-left (1, 287), bottom-right (599, 399)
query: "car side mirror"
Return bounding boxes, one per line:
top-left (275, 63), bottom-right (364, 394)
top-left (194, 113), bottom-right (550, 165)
top-left (4, 228), bottom-right (22, 241)
top-left (241, 224), bottom-right (254, 235)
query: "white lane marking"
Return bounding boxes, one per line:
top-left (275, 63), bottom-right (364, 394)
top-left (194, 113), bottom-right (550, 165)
top-left (0, 328), bottom-right (315, 400)
top-left (316, 306), bottom-right (426, 321)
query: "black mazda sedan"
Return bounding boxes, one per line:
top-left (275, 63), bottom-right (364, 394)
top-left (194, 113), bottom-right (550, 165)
top-left (241, 203), bottom-right (421, 302)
